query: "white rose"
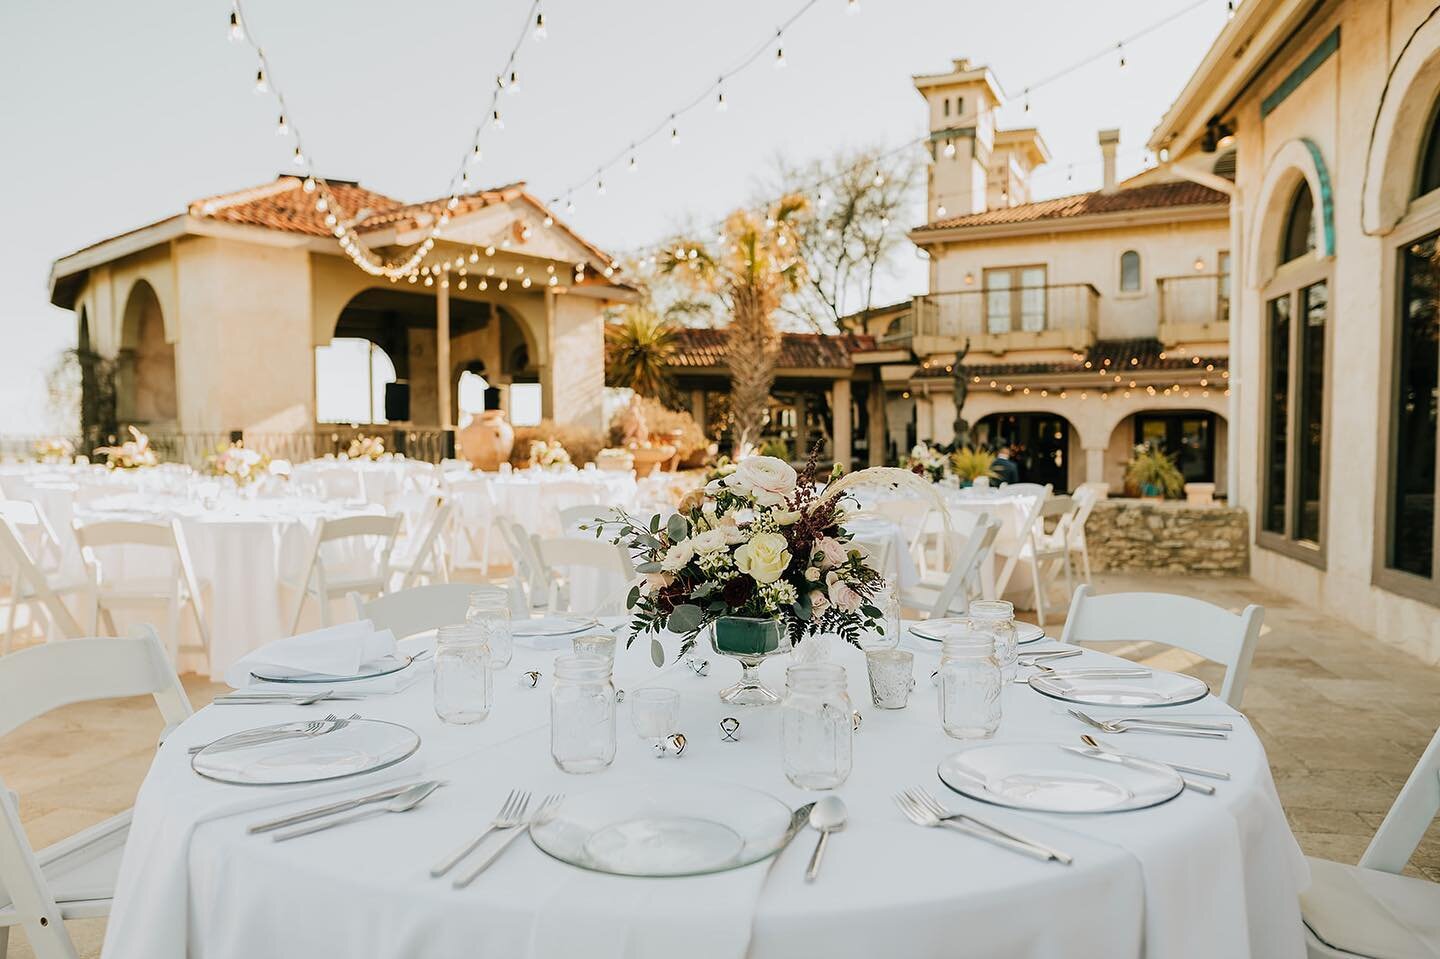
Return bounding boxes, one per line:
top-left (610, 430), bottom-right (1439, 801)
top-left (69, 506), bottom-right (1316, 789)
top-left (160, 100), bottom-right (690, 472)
top-left (804, 566), bottom-right (821, 582)
top-left (723, 456), bottom-right (798, 507)
top-left (661, 539), bottom-right (695, 573)
top-left (691, 528), bottom-right (728, 553)
top-left (733, 531), bottom-right (792, 585)
top-left (772, 508), bottom-right (801, 526)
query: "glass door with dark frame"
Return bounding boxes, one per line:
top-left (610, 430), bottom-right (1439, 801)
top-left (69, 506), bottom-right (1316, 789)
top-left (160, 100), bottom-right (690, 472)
top-left (974, 412), bottom-right (1069, 491)
top-left (1134, 412), bottom-right (1216, 484)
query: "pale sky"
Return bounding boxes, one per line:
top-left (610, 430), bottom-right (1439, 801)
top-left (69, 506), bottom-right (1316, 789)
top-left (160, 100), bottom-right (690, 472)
top-left (0, 0), bottom-right (1233, 434)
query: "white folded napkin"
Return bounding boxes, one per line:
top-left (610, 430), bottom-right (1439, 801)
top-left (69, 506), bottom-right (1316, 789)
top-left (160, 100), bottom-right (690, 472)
top-left (223, 620), bottom-right (397, 688)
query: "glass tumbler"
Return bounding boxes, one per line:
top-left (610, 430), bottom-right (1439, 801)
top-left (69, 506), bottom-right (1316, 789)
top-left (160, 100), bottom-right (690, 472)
top-left (781, 663), bottom-right (853, 790)
top-left (968, 599), bottom-right (1019, 682)
top-left (433, 624), bottom-right (492, 725)
top-left (466, 587), bottom-right (513, 669)
top-left (629, 687), bottom-right (680, 754)
top-left (550, 654), bottom-right (616, 774)
top-left (936, 627), bottom-right (1002, 740)
top-left (859, 583), bottom-right (903, 651)
top-left (573, 632), bottom-right (617, 664)
top-left (865, 648), bottom-right (915, 708)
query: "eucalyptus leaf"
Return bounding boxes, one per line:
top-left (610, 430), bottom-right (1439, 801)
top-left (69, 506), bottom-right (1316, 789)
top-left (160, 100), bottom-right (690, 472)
top-left (626, 585), bottom-right (641, 609)
top-left (649, 514), bottom-right (661, 533)
top-left (668, 603), bottom-right (703, 634)
top-left (635, 561), bottom-right (663, 573)
top-left (650, 637), bottom-right (665, 668)
top-left (860, 604), bottom-right (883, 619)
top-left (666, 513), bottom-right (688, 543)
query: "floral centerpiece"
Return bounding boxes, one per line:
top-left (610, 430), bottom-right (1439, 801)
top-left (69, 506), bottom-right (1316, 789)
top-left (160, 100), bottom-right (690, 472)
top-left (950, 447), bottom-right (998, 486)
top-left (529, 438), bottom-right (572, 471)
top-left (343, 434), bottom-right (386, 461)
top-left (95, 427), bottom-right (158, 470)
top-left (204, 441), bottom-right (272, 486)
top-left (32, 437), bottom-right (74, 464)
top-left (902, 442), bottom-right (948, 483)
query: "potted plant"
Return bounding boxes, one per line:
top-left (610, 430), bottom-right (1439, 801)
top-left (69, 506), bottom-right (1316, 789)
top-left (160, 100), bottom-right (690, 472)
top-left (1125, 444), bottom-right (1185, 499)
top-left (949, 447), bottom-right (997, 487)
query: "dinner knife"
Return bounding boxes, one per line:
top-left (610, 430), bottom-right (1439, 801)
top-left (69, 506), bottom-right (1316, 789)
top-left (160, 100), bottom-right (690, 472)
top-left (768, 802), bottom-right (816, 866)
top-left (1064, 746), bottom-right (1216, 795)
top-left (247, 781), bottom-right (434, 834)
top-left (1065, 743), bottom-right (1230, 781)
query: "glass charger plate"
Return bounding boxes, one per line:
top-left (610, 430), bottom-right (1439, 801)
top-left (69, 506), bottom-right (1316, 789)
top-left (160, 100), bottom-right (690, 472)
top-left (530, 781), bottom-right (792, 877)
top-left (938, 742), bottom-right (1183, 813)
top-left (191, 718), bottom-right (420, 786)
top-left (909, 618), bottom-right (1046, 645)
top-left (1027, 668), bottom-right (1209, 707)
top-left (513, 615), bottom-right (599, 638)
top-left (250, 652), bottom-right (416, 685)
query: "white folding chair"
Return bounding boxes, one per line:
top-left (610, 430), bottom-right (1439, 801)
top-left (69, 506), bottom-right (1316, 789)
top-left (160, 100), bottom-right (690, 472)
top-left (287, 514), bottom-right (401, 631)
top-left (990, 482), bottom-right (1052, 612)
top-left (899, 511), bottom-right (1000, 619)
top-left (496, 520), bottom-right (554, 611)
top-left (534, 537), bottom-right (636, 617)
top-left (0, 626), bottom-right (191, 959)
top-left (389, 499), bottom-right (454, 590)
top-left (1066, 483), bottom-right (1108, 583)
top-left (1027, 494), bottom-right (1081, 627)
top-left (873, 498), bottom-right (944, 578)
top-left (351, 583), bottom-right (476, 639)
top-left (444, 475), bottom-right (497, 576)
top-left (72, 519), bottom-right (209, 665)
top-left (1302, 722), bottom-right (1440, 958)
top-left (1059, 584), bottom-right (1263, 707)
top-left (0, 507), bottom-right (85, 650)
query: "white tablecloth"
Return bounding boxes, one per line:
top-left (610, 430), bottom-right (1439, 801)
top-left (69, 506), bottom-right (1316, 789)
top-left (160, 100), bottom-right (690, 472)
top-left (104, 626), bottom-right (1308, 959)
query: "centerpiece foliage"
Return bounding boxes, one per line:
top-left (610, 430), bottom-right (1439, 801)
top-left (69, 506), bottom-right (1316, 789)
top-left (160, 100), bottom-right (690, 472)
top-left (343, 434), bottom-right (387, 461)
top-left (95, 426), bottom-right (158, 470)
top-left (902, 442), bottom-right (948, 483)
top-left (529, 438), bottom-right (572, 471)
top-left (950, 447), bottom-right (998, 484)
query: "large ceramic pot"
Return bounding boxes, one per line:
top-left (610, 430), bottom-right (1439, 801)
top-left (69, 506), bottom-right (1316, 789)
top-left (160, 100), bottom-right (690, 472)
top-left (709, 616), bottom-right (792, 706)
top-left (630, 444), bottom-right (676, 478)
top-left (459, 411), bottom-right (515, 471)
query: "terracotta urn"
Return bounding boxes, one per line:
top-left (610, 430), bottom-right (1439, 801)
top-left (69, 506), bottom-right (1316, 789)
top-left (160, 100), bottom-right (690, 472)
top-left (630, 444), bottom-right (676, 478)
top-left (460, 410), bottom-right (515, 471)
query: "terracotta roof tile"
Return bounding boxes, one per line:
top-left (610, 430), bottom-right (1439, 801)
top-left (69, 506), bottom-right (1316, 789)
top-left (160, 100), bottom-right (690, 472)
top-left (915, 338), bottom-right (1227, 378)
top-left (914, 180), bottom-right (1228, 232)
top-left (665, 329), bottom-right (876, 370)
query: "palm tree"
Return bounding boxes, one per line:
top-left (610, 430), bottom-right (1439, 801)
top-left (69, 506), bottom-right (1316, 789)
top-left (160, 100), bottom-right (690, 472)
top-left (663, 194), bottom-right (808, 452)
top-left (605, 307), bottom-right (679, 401)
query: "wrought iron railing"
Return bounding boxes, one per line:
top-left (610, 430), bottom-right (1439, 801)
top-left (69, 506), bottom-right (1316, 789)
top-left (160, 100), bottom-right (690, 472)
top-left (1157, 273), bottom-right (1230, 329)
top-left (912, 283), bottom-right (1100, 341)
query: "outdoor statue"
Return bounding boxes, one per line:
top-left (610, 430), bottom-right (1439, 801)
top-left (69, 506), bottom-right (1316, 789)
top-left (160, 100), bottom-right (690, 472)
top-left (618, 396), bottom-right (649, 449)
top-left (950, 338), bottom-right (972, 448)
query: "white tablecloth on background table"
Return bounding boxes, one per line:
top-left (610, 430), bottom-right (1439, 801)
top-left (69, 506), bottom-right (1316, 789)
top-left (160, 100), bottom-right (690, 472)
top-left (103, 624), bottom-right (1308, 959)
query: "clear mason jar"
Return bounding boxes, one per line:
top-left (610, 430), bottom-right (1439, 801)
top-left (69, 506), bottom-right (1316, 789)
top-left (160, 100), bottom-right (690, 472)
top-left (433, 624), bottom-right (492, 725)
top-left (466, 587), bottom-right (513, 669)
top-left (550, 654), bottom-right (616, 774)
top-left (859, 583), bottom-right (903, 651)
top-left (968, 599), bottom-right (1019, 682)
top-left (937, 627), bottom-right (1002, 740)
top-left (781, 663), bottom-right (853, 790)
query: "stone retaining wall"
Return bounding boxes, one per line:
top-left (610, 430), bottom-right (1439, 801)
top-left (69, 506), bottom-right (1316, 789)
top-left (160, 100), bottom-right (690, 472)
top-left (1084, 499), bottom-right (1249, 575)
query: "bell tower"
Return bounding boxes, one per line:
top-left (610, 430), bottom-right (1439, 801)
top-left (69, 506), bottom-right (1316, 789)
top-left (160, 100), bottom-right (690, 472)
top-left (913, 58), bottom-right (1005, 220)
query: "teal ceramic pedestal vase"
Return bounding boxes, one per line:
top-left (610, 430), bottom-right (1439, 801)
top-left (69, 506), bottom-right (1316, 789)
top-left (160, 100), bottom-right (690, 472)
top-left (709, 617), bottom-right (791, 706)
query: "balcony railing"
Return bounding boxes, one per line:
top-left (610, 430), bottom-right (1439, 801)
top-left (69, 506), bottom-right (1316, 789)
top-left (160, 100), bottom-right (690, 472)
top-left (1157, 274), bottom-right (1230, 345)
top-left (912, 283), bottom-right (1100, 353)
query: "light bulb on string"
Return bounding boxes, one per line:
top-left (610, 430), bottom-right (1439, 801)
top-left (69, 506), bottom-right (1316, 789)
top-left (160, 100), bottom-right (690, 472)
top-left (492, 110), bottom-right (504, 131)
top-left (292, 146), bottom-right (305, 167)
top-left (565, 197), bottom-right (576, 214)
top-left (302, 177), bottom-right (316, 194)
top-left (228, 8), bottom-right (244, 42)
top-left (274, 113), bottom-right (289, 136)
top-left (469, 143), bottom-right (482, 165)
top-left (507, 70), bottom-right (520, 94)
top-left (936, 204), bottom-right (947, 217)
top-left (595, 175), bottom-right (606, 196)
top-left (872, 170), bottom-right (885, 187)
top-left (716, 80), bottom-right (727, 112)
top-left (534, 10), bottom-right (547, 39)
top-left (628, 152), bottom-right (638, 173)
top-left (1117, 42), bottom-right (1126, 68)
top-left (543, 214), bottom-right (554, 227)
top-left (254, 65), bottom-right (268, 94)
top-left (670, 119), bottom-right (679, 146)
top-left (1022, 90), bottom-right (1030, 113)
top-left (774, 34), bottom-right (786, 70)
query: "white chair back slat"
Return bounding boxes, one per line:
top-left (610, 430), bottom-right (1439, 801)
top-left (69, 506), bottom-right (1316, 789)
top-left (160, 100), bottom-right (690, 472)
top-left (1059, 584), bottom-right (1264, 707)
top-left (535, 536), bottom-right (636, 616)
top-left (352, 583), bottom-right (476, 639)
top-left (289, 514), bottom-right (402, 631)
top-left (1360, 723), bottom-right (1440, 874)
top-left (0, 519), bottom-right (83, 640)
top-left (925, 515), bottom-right (1000, 618)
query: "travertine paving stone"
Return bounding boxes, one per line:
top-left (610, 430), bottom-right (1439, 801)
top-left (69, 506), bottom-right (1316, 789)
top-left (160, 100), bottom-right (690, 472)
top-left (1, 572), bottom-right (1436, 958)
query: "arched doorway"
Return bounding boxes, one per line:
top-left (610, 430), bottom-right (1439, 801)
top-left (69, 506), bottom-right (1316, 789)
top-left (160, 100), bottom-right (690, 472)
top-left (973, 412), bottom-right (1071, 490)
top-left (116, 280), bottom-right (177, 427)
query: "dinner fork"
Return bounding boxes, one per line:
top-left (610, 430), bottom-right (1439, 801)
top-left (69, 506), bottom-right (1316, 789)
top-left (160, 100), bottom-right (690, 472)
top-left (906, 787), bottom-right (1073, 864)
top-left (1068, 708), bottom-right (1228, 739)
top-left (452, 793), bottom-right (563, 889)
top-left (187, 713), bottom-right (357, 755)
top-left (430, 790), bottom-right (531, 878)
top-left (893, 790), bottom-right (1070, 865)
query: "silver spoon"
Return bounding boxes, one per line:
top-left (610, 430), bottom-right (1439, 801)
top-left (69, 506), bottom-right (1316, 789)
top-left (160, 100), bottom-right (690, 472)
top-left (272, 781), bottom-right (442, 841)
top-left (804, 796), bottom-right (847, 882)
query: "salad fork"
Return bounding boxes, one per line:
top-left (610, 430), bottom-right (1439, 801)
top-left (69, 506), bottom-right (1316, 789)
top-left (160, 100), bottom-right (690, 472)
top-left (188, 713), bottom-right (357, 755)
top-left (452, 793), bottom-right (564, 888)
top-left (430, 790), bottom-right (530, 878)
top-left (1068, 708), bottom-right (1228, 739)
top-left (893, 789), bottom-right (1070, 864)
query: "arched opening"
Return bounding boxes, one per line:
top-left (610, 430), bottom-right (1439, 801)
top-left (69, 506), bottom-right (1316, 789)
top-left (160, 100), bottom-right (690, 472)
top-left (972, 412), bottom-right (1072, 490)
top-left (116, 279), bottom-right (177, 427)
top-left (315, 338), bottom-right (396, 424)
top-left (1280, 182), bottom-right (1317, 264)
top-left (1119, 250), bottom-right (1141, 292)
top-left (323, 287), bottom-right (538, 427)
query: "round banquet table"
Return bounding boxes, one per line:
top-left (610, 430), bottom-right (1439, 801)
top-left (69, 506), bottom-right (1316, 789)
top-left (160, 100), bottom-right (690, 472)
top-left (104, 624), bottom-right (1308, 959)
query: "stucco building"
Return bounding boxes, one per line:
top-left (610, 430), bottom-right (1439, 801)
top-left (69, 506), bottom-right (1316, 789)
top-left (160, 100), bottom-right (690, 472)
top-left (851, 59), bottom-right (1236, 494)
top-left (1149, 0), bottom-right (1440, 662)
top-left (48, 175), bottom-right (632, 454)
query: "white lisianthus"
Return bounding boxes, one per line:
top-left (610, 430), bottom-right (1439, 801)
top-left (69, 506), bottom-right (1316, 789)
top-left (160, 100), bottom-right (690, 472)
top-left (723, 456), bottom-right (798, 507)
top-left (772, 508), bottom-right (802, 526)
top-left (825, 570), bottom-right (863, 611)
top-left (691, 528), bottom-right (728, 554)
top-left (704, 478), bottom-right (726, 495)
top-left (734, 530), bottom-right (792, 584)
top-left (661, 539), bottom-right (695, 573)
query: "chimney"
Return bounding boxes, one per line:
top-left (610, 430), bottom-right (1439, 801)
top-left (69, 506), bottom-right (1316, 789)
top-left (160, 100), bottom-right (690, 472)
top-left (1098, 129), bottom-right (1120, 192)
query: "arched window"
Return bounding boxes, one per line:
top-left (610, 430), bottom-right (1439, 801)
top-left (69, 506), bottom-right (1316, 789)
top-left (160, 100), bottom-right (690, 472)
top-left (1417, 96), bottom-right (1440, 197)
top-left (1119, 250), bottom-right (1141, 292)
top-left (1280, 183), bottom-right (1317, 264)
top-left (315, 338), bottom-right (395, 424)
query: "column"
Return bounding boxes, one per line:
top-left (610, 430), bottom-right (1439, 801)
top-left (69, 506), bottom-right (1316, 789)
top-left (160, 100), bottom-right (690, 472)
top-left (832, 377), bottom-right (852, 469)
top-left (868, 374), bottom-right (887, 467)
top-left (691, 388), bottom-right (707, 434)
top-left (1084, 446), bottom-right (1106, 485)
top-left (436, 273), bottom-right (451, 428)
